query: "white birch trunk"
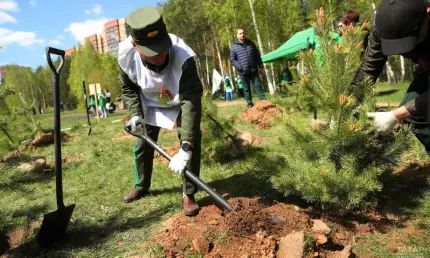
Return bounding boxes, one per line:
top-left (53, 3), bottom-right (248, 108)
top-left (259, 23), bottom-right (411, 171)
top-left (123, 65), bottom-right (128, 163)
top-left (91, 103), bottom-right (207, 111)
top-left (214, 35), bottom-right (224, 78)
top-left (196, 56), bottom-right (204, 88)
top-left (203, 35), bottom-right (211, 87)
top-left (248, 0), bottom-right (275, 95)
top-left (400, 56), bottom-right (405, 81)
top-left (386, 61), bottom-right (396, 83)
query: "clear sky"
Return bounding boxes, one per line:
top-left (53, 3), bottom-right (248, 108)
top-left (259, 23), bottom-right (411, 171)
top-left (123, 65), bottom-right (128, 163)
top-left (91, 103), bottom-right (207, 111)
top-left (0, 0), bottom-right (160, 69)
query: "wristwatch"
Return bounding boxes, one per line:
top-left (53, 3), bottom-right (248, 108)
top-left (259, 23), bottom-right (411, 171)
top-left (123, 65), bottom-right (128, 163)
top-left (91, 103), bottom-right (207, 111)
top-left (181, 142), bottom-right (193, 151)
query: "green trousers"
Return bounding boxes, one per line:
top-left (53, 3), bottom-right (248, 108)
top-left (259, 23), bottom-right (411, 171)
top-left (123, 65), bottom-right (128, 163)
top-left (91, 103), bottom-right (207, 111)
top-left (133, 123), bottom-right (201, 195)
top-left (399, 70), bottom-right (430, 154)
top-left (241, 72), bottom-right (266, 106)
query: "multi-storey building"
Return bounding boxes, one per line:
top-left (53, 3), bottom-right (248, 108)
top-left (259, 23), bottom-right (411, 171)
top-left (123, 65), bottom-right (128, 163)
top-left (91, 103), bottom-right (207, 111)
top-left (65, 47), bottom-right (75, 57)
top-left (71, 18), bottom-right (130, 58)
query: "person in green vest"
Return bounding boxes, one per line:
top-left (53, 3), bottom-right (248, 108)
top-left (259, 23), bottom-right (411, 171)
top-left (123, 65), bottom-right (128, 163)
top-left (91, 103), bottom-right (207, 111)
top-left (98, 91), bottom-right (108, 118)
top-left (279, 66), bottom-right (293, 93)
top-left (224, 74), bottom-right (234, 102)
top-left (89, 95), bottom-right (96, 115)
top-left (234, 74), bottom-right (244, 98)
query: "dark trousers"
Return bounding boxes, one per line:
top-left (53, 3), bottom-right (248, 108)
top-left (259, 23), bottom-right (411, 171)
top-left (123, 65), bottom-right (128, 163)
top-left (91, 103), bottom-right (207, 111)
top-left (133, 123), bottom-right (201, 195)
top-left (241, 72), bottom-right (265, 106)
top-left (399, 70), bottom-right (430, 154)
top-left (237, 88), bottom-right (244, 98)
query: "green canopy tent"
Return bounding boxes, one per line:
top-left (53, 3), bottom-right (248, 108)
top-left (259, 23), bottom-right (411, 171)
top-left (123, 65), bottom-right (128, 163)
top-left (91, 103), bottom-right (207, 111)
top-left (262, 27), bottom-right (342, 63)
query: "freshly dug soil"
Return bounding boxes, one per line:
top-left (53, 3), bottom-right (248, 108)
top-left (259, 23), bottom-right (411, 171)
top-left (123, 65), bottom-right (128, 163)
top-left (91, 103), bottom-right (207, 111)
top-left (154, 146), bottom-right (180, 165)
top-left (240, 100), bottom-right (284, 129)
top-left (144, 197), bottom-right (398, 258)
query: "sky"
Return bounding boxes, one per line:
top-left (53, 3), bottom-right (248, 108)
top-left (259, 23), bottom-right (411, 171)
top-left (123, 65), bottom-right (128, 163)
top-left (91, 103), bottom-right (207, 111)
top-left (0, 0), bottom-right (160, 69)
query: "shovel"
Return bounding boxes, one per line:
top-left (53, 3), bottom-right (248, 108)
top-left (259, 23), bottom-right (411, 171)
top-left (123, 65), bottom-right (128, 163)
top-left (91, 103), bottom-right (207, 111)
top-left (38, 47), bottom-right (75, 248)
top-left (125, 127), bottom-right (234, 213)
top-left (82, 80), bottom-right (92, 135)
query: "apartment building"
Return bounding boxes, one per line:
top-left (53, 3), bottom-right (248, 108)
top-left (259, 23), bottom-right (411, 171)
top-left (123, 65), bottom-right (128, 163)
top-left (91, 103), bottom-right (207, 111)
top-left (71, 18), bottom-right (130, 58)
top-left (65, 47), bottom-right (75, 57)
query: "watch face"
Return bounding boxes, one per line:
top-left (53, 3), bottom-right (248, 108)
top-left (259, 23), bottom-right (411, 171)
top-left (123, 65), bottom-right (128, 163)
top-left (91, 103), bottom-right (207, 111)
top-left (181, 142), bottom-right (191, 151)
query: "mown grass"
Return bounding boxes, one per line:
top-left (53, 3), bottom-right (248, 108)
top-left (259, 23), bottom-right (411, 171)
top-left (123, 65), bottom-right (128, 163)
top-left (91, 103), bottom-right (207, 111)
top-left (1, 92), bottom-right (429, 257)
top-left (375, 81), bottom-right (410, 104)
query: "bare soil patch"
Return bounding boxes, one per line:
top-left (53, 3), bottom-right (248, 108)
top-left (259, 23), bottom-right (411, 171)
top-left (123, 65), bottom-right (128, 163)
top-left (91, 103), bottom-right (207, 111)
top-left (240, 100), bottom-right (284, 129)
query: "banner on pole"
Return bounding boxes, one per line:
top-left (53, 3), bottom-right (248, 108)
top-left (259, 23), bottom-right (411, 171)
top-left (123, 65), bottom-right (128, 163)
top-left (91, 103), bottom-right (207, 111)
top-left (212, 69), bottom-right (223, 94)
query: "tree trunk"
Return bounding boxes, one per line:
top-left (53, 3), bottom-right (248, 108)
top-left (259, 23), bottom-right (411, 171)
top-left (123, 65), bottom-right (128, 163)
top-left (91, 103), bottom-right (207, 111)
top-left (196, 56), bottom-right (204, 89)
top-left (248, 0), bottom-right (275, 95)
top-left (214, 35), bottom-right (224, 78)
top-left (400, 56), bottom-right (405, 81)
top-left (386, 61), bottom-right (396, 84)
top-left (203, 35), bottom-right (211, 87)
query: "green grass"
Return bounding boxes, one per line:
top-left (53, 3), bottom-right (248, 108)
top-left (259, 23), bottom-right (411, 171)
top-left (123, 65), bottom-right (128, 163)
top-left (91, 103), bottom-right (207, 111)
top-left (375, 81), bottom-right (410, 103)
top-left (1, 95), bottom-right (429, 257)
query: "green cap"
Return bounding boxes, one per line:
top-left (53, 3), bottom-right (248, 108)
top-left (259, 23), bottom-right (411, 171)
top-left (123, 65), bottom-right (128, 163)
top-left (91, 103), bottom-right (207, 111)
top-left (126, 6), bottom-right (172, 57)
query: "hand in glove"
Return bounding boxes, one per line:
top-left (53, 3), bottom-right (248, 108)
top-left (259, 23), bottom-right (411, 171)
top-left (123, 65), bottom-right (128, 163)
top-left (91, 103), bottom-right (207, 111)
top-left (367, 112), bottom-right (399, 136)
top-left (168, 149), bottom-right (192, 176)
top-left (126, 116), bottom-right (144, 133)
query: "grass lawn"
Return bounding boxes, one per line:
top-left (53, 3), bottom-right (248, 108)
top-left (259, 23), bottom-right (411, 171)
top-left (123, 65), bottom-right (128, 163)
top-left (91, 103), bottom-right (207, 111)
top-left (1, 94), bottom-right (429, 257)
top-left (375, 81), bottom-right (410, 104)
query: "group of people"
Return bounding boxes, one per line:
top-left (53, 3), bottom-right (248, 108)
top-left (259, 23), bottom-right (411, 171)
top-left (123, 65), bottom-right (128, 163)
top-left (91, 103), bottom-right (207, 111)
top-left (119, 0), bottom-right (430, 216)
top-left (88, 89), bottom-right (113, 118)
top-left (222, 73), bottom-right (245, 102)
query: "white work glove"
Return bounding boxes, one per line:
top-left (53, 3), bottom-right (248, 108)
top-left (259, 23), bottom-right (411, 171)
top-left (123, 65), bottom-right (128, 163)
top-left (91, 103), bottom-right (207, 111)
top-left (168, 149), bottom-right (192, 176)
top-left (126, 116), bottom-right (144, 133)
top-left (367, 112), bottom-right (399, 136)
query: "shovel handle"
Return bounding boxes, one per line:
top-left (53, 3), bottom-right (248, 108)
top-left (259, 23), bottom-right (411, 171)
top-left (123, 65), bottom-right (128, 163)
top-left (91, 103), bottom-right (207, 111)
top-left (46, 47), bottom-right (66, 209)
top-left (46, 47), bottom-right (65, 76)
top-left (125, 127), bottom-right (234, 212)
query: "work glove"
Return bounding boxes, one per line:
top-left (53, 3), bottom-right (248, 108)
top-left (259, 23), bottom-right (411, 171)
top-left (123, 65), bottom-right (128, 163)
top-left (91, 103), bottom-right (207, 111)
top-left (168, 149), bottom-right (192, 176)
top-left (367, 112), bottom-right (399, 136)
top-left (126, 116), bottom-right (145, 134)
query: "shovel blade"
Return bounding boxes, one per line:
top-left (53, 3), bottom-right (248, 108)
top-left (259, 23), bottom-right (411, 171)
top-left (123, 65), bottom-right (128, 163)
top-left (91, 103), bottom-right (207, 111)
top-left (38, 204), bottom-right (75, 248)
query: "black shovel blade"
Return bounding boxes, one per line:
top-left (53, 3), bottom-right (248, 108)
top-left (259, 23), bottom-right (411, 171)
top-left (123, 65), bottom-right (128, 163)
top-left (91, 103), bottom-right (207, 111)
top-left (38, 204), bottom-right (75, 248)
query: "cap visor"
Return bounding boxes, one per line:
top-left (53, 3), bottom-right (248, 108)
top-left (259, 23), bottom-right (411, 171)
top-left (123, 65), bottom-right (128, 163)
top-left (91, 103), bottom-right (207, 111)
top-left (136, 33), bottom-right (172, 57)
top-left (380, 36), bottom-right (417, 56)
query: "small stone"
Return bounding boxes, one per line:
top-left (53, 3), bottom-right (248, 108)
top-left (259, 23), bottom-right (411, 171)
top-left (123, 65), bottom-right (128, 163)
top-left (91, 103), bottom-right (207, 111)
top-left (270, 214), bottom-right (285, 224)
top-left (312, 219), bottom-right (331, 235)
top-left (293, 205), bottom-right (300, 211)
top-left (313, 252), bottom-right (319, 257)
top-left (191, 237), bottom-right (209, 254)
top-left (316, 234), bottom-right (328, 245)
top-left (277, 231), bottom-right (304, 258)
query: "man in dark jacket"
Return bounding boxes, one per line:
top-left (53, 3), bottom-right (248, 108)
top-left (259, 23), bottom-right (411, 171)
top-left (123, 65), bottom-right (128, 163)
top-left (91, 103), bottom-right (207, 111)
top-left (355, 0), bottom-right (430, 153)
top-left (230, 27), bottom-right (265, 107)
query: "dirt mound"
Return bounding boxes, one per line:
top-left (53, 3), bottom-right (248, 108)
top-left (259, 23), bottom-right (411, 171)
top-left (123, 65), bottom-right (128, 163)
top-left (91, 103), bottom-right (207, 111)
top-left (47, 153), bottom-right (83, 169)
top-left (240, 100), bottom-right (284, 129)
top-left (143, 196), bottom-right (407, 257)
top-left (29, 131), bottom-right (71, 147)
top-left (154, 146), bottom-right (180, 164)
top-left (1, 220), bottom-right (41, 254)
top-left (146, 198), bottom-right (327, 257)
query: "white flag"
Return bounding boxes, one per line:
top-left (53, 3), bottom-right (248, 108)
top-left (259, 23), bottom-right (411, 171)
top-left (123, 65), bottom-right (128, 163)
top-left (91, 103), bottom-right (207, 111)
top-left (212, 69), bottom-right (223, 94)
